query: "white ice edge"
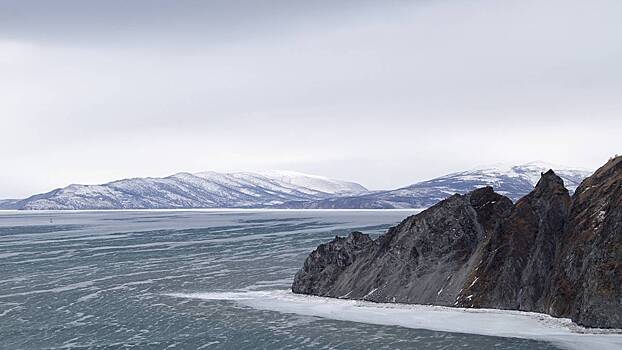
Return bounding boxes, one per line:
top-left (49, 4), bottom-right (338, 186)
top-left (166, 290), bottom-right (622, 350)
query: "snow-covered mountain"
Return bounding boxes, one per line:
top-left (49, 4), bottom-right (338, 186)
top-left (258, 170), bottom-right (366, 195)
top-left (276, 162), bottom-right (593, 209)
top-left (3, 171), bottom-right (367, 210)
top-left (1, 163), bottom-right (593, 210)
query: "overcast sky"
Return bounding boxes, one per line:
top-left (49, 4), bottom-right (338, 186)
top-left (1, 0), bottom-right (621, 198)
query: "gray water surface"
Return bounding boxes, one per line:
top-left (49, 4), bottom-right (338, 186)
top-left (0, 210), bottom-right (563, 349)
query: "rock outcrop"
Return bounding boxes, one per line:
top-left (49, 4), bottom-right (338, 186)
top-left (292, 156), bottom-right (622, 329)
top-left (549, 156), bottom-right (622, 328)
top-left (457, 170), bottom-right (571, 312)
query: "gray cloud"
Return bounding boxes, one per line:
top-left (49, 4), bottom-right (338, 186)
top-left (0, 0), bottom-right (383, 47)
top-left (1, 0), bottom-right (621, 197)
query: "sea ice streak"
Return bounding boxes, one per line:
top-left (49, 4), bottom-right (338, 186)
top-left (168, 290), bottom-right (622, 350)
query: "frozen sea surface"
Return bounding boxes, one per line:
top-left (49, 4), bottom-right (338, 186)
top-left (1, 210), bottom-right (619, 350)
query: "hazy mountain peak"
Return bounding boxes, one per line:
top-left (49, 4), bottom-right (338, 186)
top-left (258, 170), bottom-right (368, 195)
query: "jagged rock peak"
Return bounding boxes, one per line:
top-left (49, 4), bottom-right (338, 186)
top-left (532, 169), bottom-right (568, 195)
top-left (457, 169), bottom-right (571, 313)
top-left (466, 186), bottom-right (511, 207)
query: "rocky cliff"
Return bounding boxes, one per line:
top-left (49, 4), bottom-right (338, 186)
top-left (292, 156), bottom-right (622, 329)
top-left (549, 156), bottom-right (622, 328)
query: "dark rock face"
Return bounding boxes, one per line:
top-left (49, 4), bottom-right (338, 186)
top-left (292, 231), bottom-right (375, 296)
top-left (458, 170), bottom-right (571, 312)
top-left (549, 157), bottom-right (622, 328)
top-left (292, 157), bottom-right (622, 329)
top-left (293, 187), bottom-right (513, 305)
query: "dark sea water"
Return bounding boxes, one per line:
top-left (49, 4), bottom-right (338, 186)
top-left (0, 210), bottom-right (563, 350)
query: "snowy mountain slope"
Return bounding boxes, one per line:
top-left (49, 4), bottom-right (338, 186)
top-left (258, 170), bottom-right (367, 195)
top-left (1, 163), bottom-right (592, 210)
top-left (3, 171), bottom-right (368, 210)
top-left (276, 162), bottom-right (593, 209)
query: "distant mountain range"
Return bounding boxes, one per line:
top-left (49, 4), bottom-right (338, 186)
top-left (0, 162), bottom-right (592, 210)
top-left (0, 171), bottom-right (366, 210)
top-left (277, 162), bottom-right (592, 209)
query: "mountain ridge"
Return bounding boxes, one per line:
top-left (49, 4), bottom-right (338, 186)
top-left (275, 163), bottom-right (592, 209)
top-left (2, 171), bottom-right (367, 210)
top-left (1, 163), bottom-right (592, 210)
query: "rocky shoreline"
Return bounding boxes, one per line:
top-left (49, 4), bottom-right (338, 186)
top-left (292, 156), bottom-right (622, 329)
